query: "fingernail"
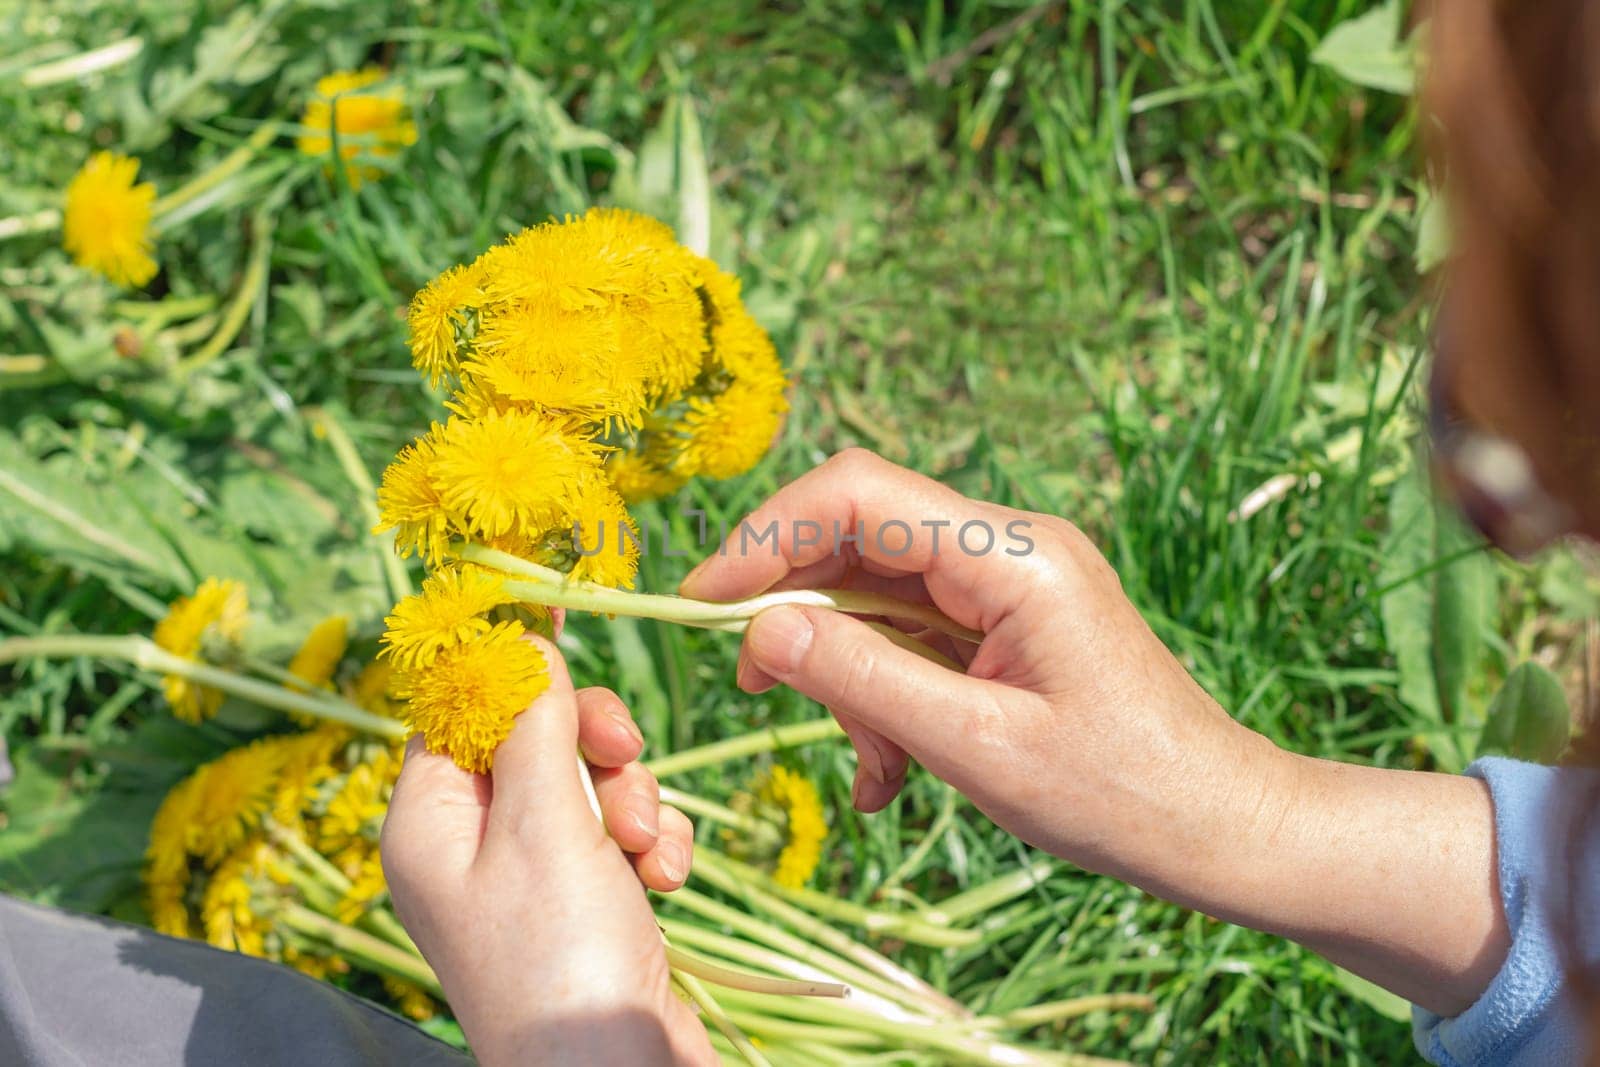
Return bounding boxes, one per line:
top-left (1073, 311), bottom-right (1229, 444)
top-left (857, 736), bottom-right (888, 784)
top-left (747, 606), bottom-right (814, 676)
top-left (656, 841), bottom-right (687, 884)
top-left (622, 793), bottom-right (658, 839)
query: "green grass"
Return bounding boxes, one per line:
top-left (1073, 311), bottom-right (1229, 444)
top-left (2, 1), bottom-right (1595, 1063)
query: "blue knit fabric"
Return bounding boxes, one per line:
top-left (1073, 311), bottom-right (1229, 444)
top-left (1414, 757), bottom-right (1600, 1065)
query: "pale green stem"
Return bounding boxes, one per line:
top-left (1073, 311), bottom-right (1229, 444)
top-left (693, 851), bottom-right (979, 949)
top-left (266, 820), bottom-right (421, 956)
top-left (113, 295), bottom-right (216, 322)
top-left (674, 971), bottom-right (771, 1067)
top-left (21, 35), bottom-right (143, 87)
top-left (664, 943), bottom-right (846, 999)
top-left (684, 862), bottom-right (968, 1017)
top-left (992, 994), bottom-right (1155, 1029)
top-left (466, 544), bottom-right (983, 644)
top-left (308, 406), bottom-right (412, 603)
top-left (919, 858), bottom-right (1057, 927)
top-left (178, 212), bottom-right (273, 374)
top-left (278, 903), bottom-right (444, 996)
top-left (657, 785), bottom-right (779, 847)
top-left (152, 121), bottom-right (282, 221)
top-left (0, 468), bottom-right (164, 572)
top-left (714, 990), bottom-right (1119, 1067)
top-left (0, 634), bottom-right (405, 739)
top-left (0, 209), bottom-right (59, 240)
top-left (644, 719), bottom-right (843, 779)
top-left (666, 887), bottom-right (947, 1020)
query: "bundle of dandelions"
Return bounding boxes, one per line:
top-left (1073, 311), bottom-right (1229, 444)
top-left (375, 207), bottom-right (978, 776)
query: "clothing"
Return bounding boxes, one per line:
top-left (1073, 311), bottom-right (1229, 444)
top-left (1414, 757), bottom-right (1600, 1065)
top-left (0, 893), bottom-right (472, 1066)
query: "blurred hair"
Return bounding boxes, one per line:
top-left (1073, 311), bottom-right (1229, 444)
top-left (1423, 1), bottom-right (1600, 536)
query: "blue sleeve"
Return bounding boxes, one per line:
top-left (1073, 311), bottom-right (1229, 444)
top-left (1413, 756), bottom-right (1600, 1065)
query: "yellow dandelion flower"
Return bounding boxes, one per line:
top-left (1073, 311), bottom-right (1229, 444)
top-left (374, 425), bottom-right (455, 563)
top-left (152, 577), bottom-right (249, 723)
top-left (62, 151), bottom-right (158, 287)
top-left (461, 299), bottom-right (650, 426)
top-left (188, 737), bottom-right (291, 864)
top-left (288, 615), bottom-right (348, 691)
top-left (336, 846), bottom-right (388, 924)
top-left (284, 946), bottom-right (337, 981)
top-left (271, 726), bottom-right (347, 831)
top-left (384, 976), bottom-right (437, 1022)
top-left (429, 410), bottom-right (606, 541)
top-left (671, 377), bottom-right (789, 480)
top-left (394, 621), bottom-right (550, 773)
top-left (202, 840), bottom-right (271, 957)
top-left (381, 565), bottom-right (513, 670)
top-left (296, 67), bottom-right (417, 187)
top-left (760, 767), bottom-right (828, 890)
top-left (346, 660), bottom-right (399, 718)
top-left (146, 880), bottom-right (191, 940)
top-left (408, 262), bottom-right (484, 388)
top-left (319, 748), bottom-right (396, 850)
top-left (606, 449), bottom-right (686, 504)
top-left (564, 479), bottom-right (640, 589)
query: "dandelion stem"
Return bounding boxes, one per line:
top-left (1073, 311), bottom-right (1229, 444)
top-left (309, 406), bottom-right (413, 602)
top-left (178, 210), bottom-right (274, 374)
top-left (0, 209), bottom-right (60, 240)
top-left (664, 943), bottom-right (847, 999)
top-left (152, 121), bottom-right (282, 221)
top-left (467, 543), bottom-right (983, 645)
top-left (692, 851), bottom-right (980, 949)
top-left (278, 903), bottom-right (444, 997)
top-left (657, 785), bottom-right (776, 843)
top-left (0, 633), bottom-right (405, 740)
top-left (673, 970), bottom-right (772, 1067)
top-left (644, 719), bottom-right (843, 779)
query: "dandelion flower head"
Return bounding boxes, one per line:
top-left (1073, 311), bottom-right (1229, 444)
top-left (62, 151), bottom-right (158, 287)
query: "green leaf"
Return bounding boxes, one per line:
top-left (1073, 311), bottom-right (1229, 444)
top-left (1332, 965), bottom-right (1413, 1023)
top-left (1378, 468), bottom-right (1498, 771)
top-left (1415, 192), bottom-right (1450, 274)
top-left (1480, 662), bottom-right (1570, 765)
top-left (1312, 2), bottom-right (1415, 96)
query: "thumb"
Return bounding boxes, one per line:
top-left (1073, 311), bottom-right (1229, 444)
top-left (744, 605), bottom-right (1001, 778)
top-left (483, 635), bottom-right (598, 839)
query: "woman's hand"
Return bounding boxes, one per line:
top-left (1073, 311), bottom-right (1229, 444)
top-left (381, 637), bottom-right (714, 1066)
top-left (683, 448), bottom-right (1507, 1016)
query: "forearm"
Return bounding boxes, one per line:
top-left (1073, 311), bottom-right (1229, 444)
top-left (1140, 735), bottom-right (1508, 1017)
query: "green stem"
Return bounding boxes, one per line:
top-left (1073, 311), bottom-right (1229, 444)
top-left (309, 406), bottom-right (413, 603)
top-left (178, 210), bottom-right (273, 374)
top-left (992, 994), bottom-right (1154, 1029)
top-left (920, 858), bottom-right (1056, 926)
top-left (20, 35), bottom-right (143, 88)
top-left (664, 943), bottom-right (846, 999)
top-left (674, 971), bottom-right (771, 1067)
top-left (644, 719), bottom-right (843, 779)
top-left (666, 887), bottom-right (948, 1020)
top-left (466, 544), bottom-right (983, 644)
top-left (278, 903), bottom-right (444, 997)
top-left (657, 785), bottom-right (779, 847)
top-left (0, 209), bottom-right (60, 240)
top-left (153, 121), bottom-right (281, 221)
top-left (693, 851), bottom-right (979, 949)
top-left (0, 633), bottom-right (405, 739)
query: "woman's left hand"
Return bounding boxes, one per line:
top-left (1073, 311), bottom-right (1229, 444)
top-left (381, 635), bottom-right (713, 1065)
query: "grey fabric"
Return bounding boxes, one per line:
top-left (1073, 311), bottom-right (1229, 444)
top-left (0, 894), bottom-right (472, 1066)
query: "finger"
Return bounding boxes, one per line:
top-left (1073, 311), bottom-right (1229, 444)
top-left (484, 636), bottom-right (596, 840)
top-left (382, 735), bottom-right (492, 884)
top-left (577, 686), bottom-right (644, 768)
top-left (832, 708), bottom-right (909, 786)
top-left (632, 805), bottom-right (694, 891)
top-left (853, 761), bottom-right (908, 814)
top-left (591, 761), bottom-right (660, 854)
top-left (679, 448), bottom-right (1036, 634)
top-left (742, 604), bottom-right (1012, 789)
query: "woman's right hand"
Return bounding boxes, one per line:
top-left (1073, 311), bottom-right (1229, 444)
top-left (682, 448), bottom-right (1509, 1017)
top-left (679, 448), bottom-right (1279, 896)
